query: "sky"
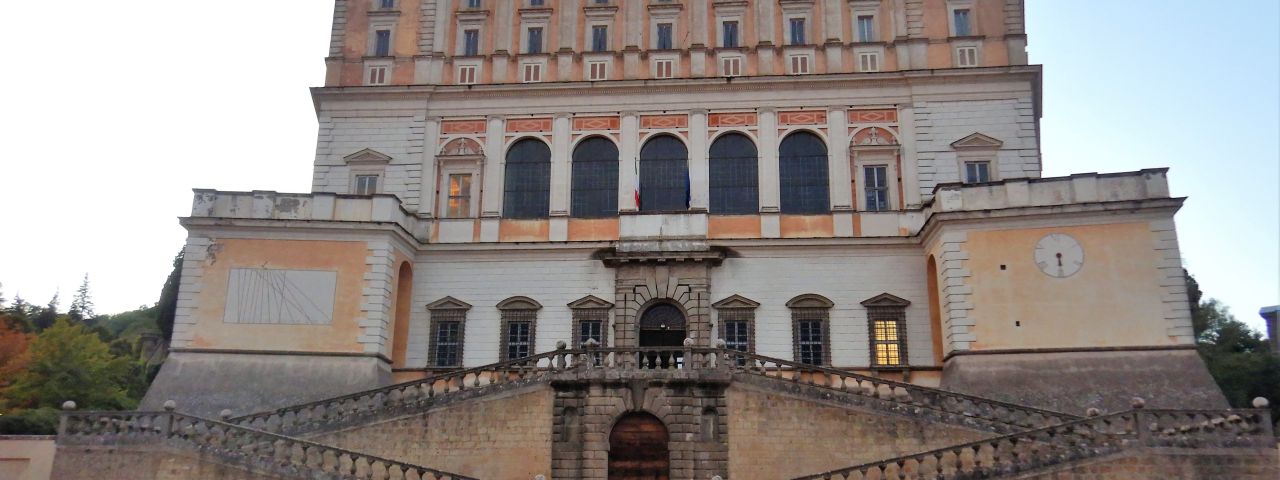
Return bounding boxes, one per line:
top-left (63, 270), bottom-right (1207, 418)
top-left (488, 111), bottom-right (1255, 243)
top-left (0, 1), bottom-right (1276, 332)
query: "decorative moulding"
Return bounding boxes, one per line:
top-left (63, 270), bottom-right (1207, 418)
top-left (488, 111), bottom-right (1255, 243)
top-left (860, 292), bottom-right (911, 307)
top-left (951, 132), bottom-right (1003, 149)
top-left (785, 293), bottom-right (834, 308)
top-left (497, 296), bottom-right (543, 310)
top-left (426, 296), bottom-right (472, 310)
top-left (568, 295), bottom-right (615, 309)
top-left (712, 294), bottom-right (761, 309)
top-left (343, 148), bottom-right (393, 165)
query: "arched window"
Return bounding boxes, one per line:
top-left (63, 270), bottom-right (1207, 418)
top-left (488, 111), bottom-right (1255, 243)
top-left (708, 133), bottom-right (758, 214)
top-left (639, 135), bottom-right (689, 212)
top-left (571, 137), bottom-right (619, 218)
top-left (778, 131), bottom-right (829, 214)
top-left (503, 138), bottom-right (551, 219)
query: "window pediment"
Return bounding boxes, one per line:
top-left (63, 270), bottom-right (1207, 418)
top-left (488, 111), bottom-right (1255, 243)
top-left (497, 296), bottom-right (542, 310)
top-left (951, 132), bottom-right (1003, 149)
top-left (440, 138), bottom-right (484, 157)
top-left (860, 292), bottom-right (911, 307)
top-left (427, 296), bottom-right (472, 310)
top-left (344, 148), bottom-right (393, 165)
top-left (786, 293), bottom-right (834, 308)
top-left (584, 5), bottom-right (619, 20)
top-left (568, 295), bottom-right (614, 309)
top-left (712, 294), bottom-right (760, 309)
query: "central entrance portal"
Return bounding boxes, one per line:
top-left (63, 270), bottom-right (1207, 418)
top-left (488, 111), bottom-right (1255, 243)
top-left (637, 303), bottom-right (686, 368)
top-left (608, 412), bottom-right (670, 480)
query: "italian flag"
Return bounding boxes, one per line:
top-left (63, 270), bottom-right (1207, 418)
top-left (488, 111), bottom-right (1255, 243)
top-left (634, 156), bottom-right (641, 210)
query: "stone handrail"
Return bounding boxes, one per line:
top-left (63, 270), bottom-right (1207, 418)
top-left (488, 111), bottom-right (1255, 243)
top-left (58, 411), bottom-right (477, 480)
top-left (721, 350), bottom-right (1080, 430)
top-left (791, 408), bottom-right (1274, 480)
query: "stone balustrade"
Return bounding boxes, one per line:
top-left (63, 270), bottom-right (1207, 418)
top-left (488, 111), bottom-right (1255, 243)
top-left (58, 411), bottom-right (476, 480)
top-left (791, 407), bottom-right (1275, 480)
top-left (189, 189), bottom-right (426, 240)
top-left (930, 168), bottom-right (1175, 214)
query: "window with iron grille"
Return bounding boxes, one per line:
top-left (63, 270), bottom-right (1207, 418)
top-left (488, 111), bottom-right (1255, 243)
top-left (867, 308), bottom-right (908, 367)
top-left (864, 165), bottom-right (889, 211)
top-left (428, 308), bottom-right (466, 368)
top-left (792, 309), bottom-right (829, 365)
top-left (639, 135), bottom-right (689, 212)
top-left (503, 138), bottom-right (552, 218)
top-left (501, 310), bottom-right (537, 361)
top-left (708, 133), bottom-right (758, 215)
top-left (778, 131), bottom-right (829, 214)
top-left (718, 309), bottom-right (754, 354)
top-left (571, 137), bottom-right (619, 218)
top-left (573, 308), bottom-right (609, 348)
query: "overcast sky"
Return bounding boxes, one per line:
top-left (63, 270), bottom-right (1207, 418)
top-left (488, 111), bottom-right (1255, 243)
top-left (0, 1), bottom-right (1275, 332)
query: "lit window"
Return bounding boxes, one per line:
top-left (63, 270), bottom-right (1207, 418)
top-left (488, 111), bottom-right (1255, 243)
top-left (721, 56), bottom-right (741, 77)
top-left (355, 174), bottom-right (379, 195)
top-left (656, 23), bottom-right (673, 49)
top-left (864, 165), bottom-right (889, 211)
top-left (953, 8), bottom-right (971, 36)
top-left (956, 46), bottom-right (978, 67)
top-left (857, 15), bottom-right (875, 42)
top-left (858, 52), bottom-right (880, 72)
top-left (366, 65), bottom-right (389, 85)
top-left (588, 60), bottom-right (608, 80)
top-left (527, 27), bottom-right (543, 54)
top-left (722, 21), bottom-right (739, 48)
top-left (591, 25), bottom-right (609, 52)
top-left (654, 59), bottom-right (674, 78)
top-left (447, 173), bottom-right (472, 217)
top-left (463, 29), bottom-right (480, 56)
top-left (872, 319), bottom-right (903, 366)
top-left (457, 65), bottom-right (478, 84)
top-left (522, 63), bottom-right (542, 82)
top-left (964, 161), bottom-right (990, 183)
top-left (789, 55), bottom-right (810, 74)
top-left (374, 30), bottom-right (391, 56)
top-left (789, 18), bottom-right (806, 45)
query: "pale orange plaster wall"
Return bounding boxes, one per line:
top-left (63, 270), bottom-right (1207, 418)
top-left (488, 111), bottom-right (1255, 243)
top-left (780, 214), bottom-right (834, 238)
top-left (708, 215), bottom-right (762, 239)
top-left (567, 218), bottom-right (620, 241)
top-left (965, 222), bottom-right (1175, 350)
top-left (190, 239), bottom-right (370, 353)
top-left (499, 219), bottom-right (551, 242)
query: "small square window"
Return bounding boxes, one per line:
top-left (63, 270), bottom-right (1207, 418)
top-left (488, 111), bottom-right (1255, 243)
top-left (588, 61), bottom-right (608, 81)
top-left (857, 15), bottom-right (876, 42)
top-left (953, 8), bottom-right (972, 36)
top-left (463, 29), bottom-right (480, 56)
top-left (789, 18), bottom-right (806, 45)
top-left (656, 23), bottom-right (673, 50)
top-left (527, 27), bottom-right (543, 54)
top-left (355, 175), bottom-right (379, 195)
top-left (522, 63), bottom-right (543, 83)
top-left (722, 21), bottom-right (739, 48)
top-left (956, 46), bottom-right (978, 67)
top-left (374, 30), bottom-right (391, 57)
top-left (591, 25), bottom-right (609, 52)
top-left (721, 57), bottom-right (741, 77)
top-left (366, 65), bottom-right (389, 85)
top-left (964, 161), bottom-right (991, 183)
top-left (789, 55), bottom-right (810, 75)
top-left (457, 65), bottom-right (478, 84)
top-left (858, 52), bottom-right (880, 72)
top-left (654, 59), bottom-right (674, 79)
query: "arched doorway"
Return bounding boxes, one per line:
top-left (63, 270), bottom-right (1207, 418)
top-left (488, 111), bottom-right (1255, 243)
top-left (609, 412), bottom-right (670, 480)
top-left (638, 303), bottom-right (686, 368)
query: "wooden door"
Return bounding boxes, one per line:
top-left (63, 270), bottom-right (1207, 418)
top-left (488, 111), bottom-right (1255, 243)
top-left (608, 413), bottom-right (669, 480)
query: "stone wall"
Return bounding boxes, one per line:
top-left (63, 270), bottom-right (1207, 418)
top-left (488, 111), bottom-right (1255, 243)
top-left (1012, 448), bottom-right (1280, 480)
top-left (0, 436), bottom-right (55, 480)
top-left (50, 446), bottom-right (292, 480)
top-left (308, 384), bottom-right (554, 479)
top-left (726, 382), bottom-right (994, 479)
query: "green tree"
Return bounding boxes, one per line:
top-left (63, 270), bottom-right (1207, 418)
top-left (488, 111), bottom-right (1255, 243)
top-left (1185, 271), bottom-right (1280, 420)
top-left (30, 293), bottom-right (59, 331)
top-left (3, 318), bottom-right (136, 411)
top-left (2, 294), bottom-right (35, 332)
top-left (156, 250), bottom-right (183, 342)
top-left (68, 274), bottom-right (95, 324)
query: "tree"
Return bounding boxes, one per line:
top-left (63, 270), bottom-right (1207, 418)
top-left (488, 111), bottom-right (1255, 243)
top-left (1185, 271), bottom-right (1280, 420)
top-left (30, 292), bottom-right (59, 331)
top-left (69, 274), bottom-right (95, 323)
top-left (3, 318), bottom-right (135, 411)
top-left (2, 294), bottom-right (35, 332)
top-left (156, 250), bottom-right (184, 342)
top-left (0, 323), bottom-right (32, 390)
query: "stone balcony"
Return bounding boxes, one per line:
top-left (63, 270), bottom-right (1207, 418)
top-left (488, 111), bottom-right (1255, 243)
top-left (188, 189), bottom-right (428, 241)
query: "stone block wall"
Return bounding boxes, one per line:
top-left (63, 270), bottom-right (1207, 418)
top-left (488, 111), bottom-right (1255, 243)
top-left (1012, 448), bottom-right (1280, 480)
top-left (913, 97), bottom-right (1040, 200)
top-left (50, 446), bottom-right (292, 480)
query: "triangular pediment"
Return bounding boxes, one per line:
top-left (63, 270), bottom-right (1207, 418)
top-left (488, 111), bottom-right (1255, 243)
top-left (497, 296), bottom-right (542, 310)
top-left (426, 296), bottom-right (471, 310)
top-left (950, 133), bottom-right (1004, 149)
top-left (860, 293), bottom-right (911, 307)
top-left (567, 295), bottom-right (614, 309)
top-left (343, 148), bottom-right (393, 164)
top-left (712, 294), bottom-right (760, 309)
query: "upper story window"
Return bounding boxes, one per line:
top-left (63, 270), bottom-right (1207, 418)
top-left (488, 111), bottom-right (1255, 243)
top-left (527, 27), bottom-right (543, 54)
top-left (722, 21), bottom-right (739, 48)
top-left (571, 137), bottom-right (620, 218)
top-left (856, 15), bottom-right (875, 42)
top-left (379, 0), bottom-right (395, 8)
top-left (374, 30), bottom-right (392, 56)
top-left (953, 9), bottom-right (972, 36)
top-left (864, 165), bottom-right (889, 211)
top-left (503, 138), bottom-right (552, 219)
top-left (964, 161), bottom-right (991, 183)
top-left (463, 29), bottom-right (480, 56)
top-left (708, 133), bottom-right (759, 215)
top-left (656, 23), bottom-right (673, 49)
top-left (638, 135), bottom-right (690, 212)
top-left (779, 131), bottom-right (830, 215)
top-left (591, 25), bottom-right (609, 51)
top-left (447, 173), bottom-right (473, 217)
top-left (466, 0), bottom-right (482, 8)
top-left (789, 18), bottom-right (806, 45)
top-left (354, 174), bottom-right (379, 195)
top-left (530, 0), bottom-right (544, 5)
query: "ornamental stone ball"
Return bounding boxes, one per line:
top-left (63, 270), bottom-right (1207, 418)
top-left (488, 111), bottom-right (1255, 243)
top-left (61, 400), bottom-right (76, 411)
top-left (1252, 397), bottom-right (1270, 408)
top-left (1086, 408), bottom-right (1101, 417)
top-left (534, 476), bottom-right (546, 480)
top-left (683, 337), bottom-right (695, 347)
top-left (714, 339), bottom-right (727, 348)
top-left (556, 340), bottom-right (567, 350)
top-left (220, 409), bottom-right (233, 420)
top-left (163, 400), bottom-right (177, 412)
top-left (1129, 397), bottom-right (1145, 409)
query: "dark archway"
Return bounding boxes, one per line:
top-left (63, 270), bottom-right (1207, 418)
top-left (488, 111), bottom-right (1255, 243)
top-left (609, 412), bottom-right (670, 480)
top-left (637, 303), bottom-right (686, 348)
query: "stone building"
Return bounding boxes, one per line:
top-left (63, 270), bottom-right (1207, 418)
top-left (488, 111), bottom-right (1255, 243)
top-left (52, 1), bottom-right (1276, 479)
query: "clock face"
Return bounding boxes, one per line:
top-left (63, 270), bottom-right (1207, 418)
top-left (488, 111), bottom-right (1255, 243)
top-left (1034, 233), bottom-right (1084, 278)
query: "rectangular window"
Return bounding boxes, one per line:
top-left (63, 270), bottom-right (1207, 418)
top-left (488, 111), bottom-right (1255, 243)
top-left (526, 27), bottom-right (543, 54)
top-left (789, 55), bottom-right (810, 74)
top-left (789, 18), bottom-right (806, 45)
top-left (871, 319), bottom-right (903, 366)
top-left (447, 173), bottom-right (472, 217)
top-left (956, 46), bottom-right (978, 67)
top-left (380, 0), bottom-right (395, 9)
top-left (579, 320), bottom-right (603, 346)
top-left (591, 25), bottom-right (609, 52)
top-left (722, 21), bottom-right (739, 48)
top-left (656, 23), bottom-right (673, 49)
top-left (457, 65), bottom-right (477, 84)
top-left (857, 15), bottom-right (875, 42)
top-left (432, 320), bottom-right (461, 367)
top-left (505, 321), bottom-right (532, 360)
top-left (467, 0), bottom-right (482, 8)
top-left (723, 320), bottom-right (750, 353)
top-left (366, 65), bottom-right (389, 85)
top-left (355, 174), bottom-right (379, 195)
top-left (374, 30), bottom-right (391, 56)
top-left (530, 0), bottom-right (544, 5)
top-left (864, 165), bottom-right (889, 211)
top-left (522, 63), bottom-right (542, 82)
top-left (858, 52), bottom-right (880, 72)
top-left (463, 29), bottom-right (480, 56)
top-left (796, 319), bottom-right (824, 365)
top-left (721, 57), bottom-right (741, 77)
top-left (964, 161), bottom-right (991, 183)
top-left (588, 60), bottom-right (608, 80)
top-left (654, 59), bottom-right (674, 78)
top-left (953, 9), bottom-right (971, 36)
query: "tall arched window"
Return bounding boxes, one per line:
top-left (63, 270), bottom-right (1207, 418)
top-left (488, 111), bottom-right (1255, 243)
top-left (779, 131), bottom-right (829, 214)
top-left (708, 133), bottom-right (759, 214)
top-left (502, 138), bottom-right (551, 219)
top-left (570, 137), bottom-right (619, 218)
top-left (639, 135), bottom-right (689, 212)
